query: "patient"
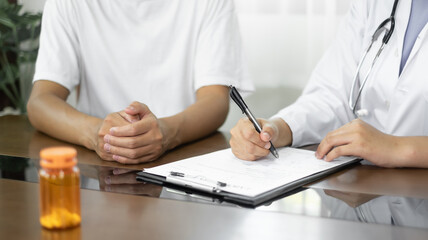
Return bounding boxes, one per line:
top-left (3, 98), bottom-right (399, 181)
top-left (27, 0), bottom-right (253, 164)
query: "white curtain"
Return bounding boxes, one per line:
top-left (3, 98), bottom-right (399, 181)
top-left (235, 0), bottom-right (352, 89)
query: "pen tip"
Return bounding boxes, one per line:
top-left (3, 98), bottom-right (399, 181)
top-left (273, 151), bottom-right (279, 159)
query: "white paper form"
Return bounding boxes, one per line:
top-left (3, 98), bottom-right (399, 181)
top-left (144, 148), bottom-right (357, 197)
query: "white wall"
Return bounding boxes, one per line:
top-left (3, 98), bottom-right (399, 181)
top-left (19, 0), bottom-right (46, 12)
top-left (235, 0), bottom-right (352, 89)
top-left (21, 0), bottom-right (352, 90)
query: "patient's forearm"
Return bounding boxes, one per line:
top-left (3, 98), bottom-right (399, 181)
top-left (159, 85), bottom-right (229, 150)
top-left (27, 92), bottom-right (101, 150)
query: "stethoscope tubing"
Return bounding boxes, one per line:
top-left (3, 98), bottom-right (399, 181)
top-left (348, 0), bottom-right (399, 117)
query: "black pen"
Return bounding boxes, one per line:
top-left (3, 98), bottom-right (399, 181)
top-left (229, 85), bottom-right (279, 158)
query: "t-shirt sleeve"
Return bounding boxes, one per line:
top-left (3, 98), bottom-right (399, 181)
top-left (33, 0), bottom-right (80, 91)
top-left (270, 0), bottom-right (368, 147)
top-left (193, 0), bottom-right (254, 95)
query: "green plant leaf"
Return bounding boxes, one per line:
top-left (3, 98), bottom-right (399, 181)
top-left (0, 16), bottom-right (15, 30)
top-left (0, 0), bottom-right (8, 9)
top-left (0, 0), bottom-right (41, 111)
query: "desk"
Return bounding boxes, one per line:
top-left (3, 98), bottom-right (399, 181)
top-left (1, 115), bottom-right (428, 239)
top-left (2, 178), bottom-right (428, 240)
top-left (0, 115), bottom-right (230, 169)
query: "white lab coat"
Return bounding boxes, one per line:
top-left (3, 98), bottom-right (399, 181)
top-left (273, 0), bottom-right (428, 147)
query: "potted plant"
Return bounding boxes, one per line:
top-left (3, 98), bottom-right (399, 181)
top-left (0, 0), bottom-right (41, 114)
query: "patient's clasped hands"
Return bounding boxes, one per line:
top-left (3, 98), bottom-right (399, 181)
top-left (95, 101), bottom-right (166, 164)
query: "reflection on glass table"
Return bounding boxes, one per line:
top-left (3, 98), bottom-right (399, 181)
top-left (97, 167), bottom-right (162, 197)
top-left (1, 155), bottom-right (427, 230)
top-left (0, 155), bottom-right (37, 182)
top-left (319, 189), bottom-right (428, 229)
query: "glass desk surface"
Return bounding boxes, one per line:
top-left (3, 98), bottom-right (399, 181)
top-left (1, 155), bottom-right (427, 230)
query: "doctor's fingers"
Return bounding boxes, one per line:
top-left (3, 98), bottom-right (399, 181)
top-left (323, 144), bottom-right (363, 162)
top-left (260, 120), bottom-right (278, 142)
top-left (232, 118), bottom-right (269, 147)
top-left (316, 131), bottom-right (356, 159)
top-left (230, 135), bottom-right (270, 161)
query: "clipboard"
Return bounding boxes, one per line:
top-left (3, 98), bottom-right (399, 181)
top-left (136, 148), bottom-right (360, 207)
top-left (137, 172), bottom-right (311, 207)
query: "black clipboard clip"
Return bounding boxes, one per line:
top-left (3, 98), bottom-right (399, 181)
top-left (167, 171), bottom-right (227, 193)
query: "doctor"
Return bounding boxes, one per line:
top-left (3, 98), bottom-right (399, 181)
top-left (230, 0), bottom-right (428, 168)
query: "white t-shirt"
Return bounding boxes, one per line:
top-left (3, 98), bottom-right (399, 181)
top-left (34, 0), bottom-right (253, 119)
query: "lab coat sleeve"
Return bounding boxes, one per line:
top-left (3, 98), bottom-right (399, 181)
top-left (272, 0), bottom-right (369, 147)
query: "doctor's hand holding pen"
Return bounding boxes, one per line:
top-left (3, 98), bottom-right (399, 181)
top-left (229, 117), bottom-right (292, 161)
top-left (230, 117), bottom-right (428, 168)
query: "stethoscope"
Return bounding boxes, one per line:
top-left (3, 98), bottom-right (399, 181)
top-left (348, 0), bottom-right (400, 118)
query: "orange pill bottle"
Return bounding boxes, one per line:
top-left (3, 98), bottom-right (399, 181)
top-left (39, 147), bottom-right (81, 229)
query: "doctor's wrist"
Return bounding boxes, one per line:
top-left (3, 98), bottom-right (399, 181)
top-left (392, 137), bottom-right (428, 168)
top-left (270, 118), bottom-right (293, 147)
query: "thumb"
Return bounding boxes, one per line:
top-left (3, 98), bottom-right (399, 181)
top-left (124, 101), bottom-right (152, 119)
top-left (260, 121), bottom-right (276, 142)
top-left (119, 111), bottom-right (140, 123)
